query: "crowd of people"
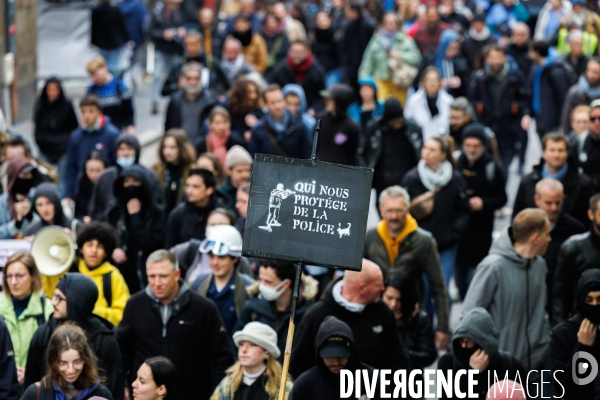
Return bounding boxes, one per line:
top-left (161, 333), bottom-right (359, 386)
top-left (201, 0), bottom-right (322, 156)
top-left (4, 0), bottom-right (600, 398)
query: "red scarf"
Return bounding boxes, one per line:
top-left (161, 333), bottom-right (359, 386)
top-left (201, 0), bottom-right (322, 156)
top-left (207, 130), bottom-right (231, 171)
top-left (287, 53), bottom-right (314, 84)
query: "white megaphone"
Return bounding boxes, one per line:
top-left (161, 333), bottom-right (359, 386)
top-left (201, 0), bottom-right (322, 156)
top-left (31, 226), bottom-right (77, 277)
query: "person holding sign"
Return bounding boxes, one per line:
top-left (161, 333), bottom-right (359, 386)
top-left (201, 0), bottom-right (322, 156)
top-left (211, 322), bottom-right (293, 400)
top-left (290, 259), bottom-right (410, 378)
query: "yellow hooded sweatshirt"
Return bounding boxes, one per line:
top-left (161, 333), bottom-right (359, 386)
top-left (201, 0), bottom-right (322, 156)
top-left (78, 260), bottom-right (130, 327)
top-left (376, 214), bottom-right (419, 267)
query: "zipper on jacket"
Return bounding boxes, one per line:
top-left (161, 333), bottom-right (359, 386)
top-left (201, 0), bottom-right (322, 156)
top-left (526, 260), bottom-right (531, 370)
top-left (162, 304), bottom-right (168, 338)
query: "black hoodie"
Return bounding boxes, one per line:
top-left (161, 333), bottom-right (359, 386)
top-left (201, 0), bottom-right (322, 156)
top-left (105, 164), bottom-right (165, 293)
top-left (552, 269), bottom-right (600, 399)
top-left (89, 134), bottom-right (163, 221)
top-left (292, 316), bottom-right (380, 400)
top-left (33, 77), bottom-right (79, 163)
top-left (316, 84), bottom-right (362, 166)
top-left (24, 273), bottom-right (125, 399)
top-left (25, 183), bottom-right (81, 235)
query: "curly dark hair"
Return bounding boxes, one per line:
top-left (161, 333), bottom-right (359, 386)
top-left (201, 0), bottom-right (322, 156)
top-left (76, 222), bottom-right (119, 262)
top-left (227, 77), bottom-right (262, 115)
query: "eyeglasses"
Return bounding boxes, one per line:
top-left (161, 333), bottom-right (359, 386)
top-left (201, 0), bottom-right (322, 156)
top-left (52, 292), bottom-right (66, 305)
top-left (200, 240), bottom-right (231, 256)
top-left (4, 273), bottom-right (28, 282)
top-left (58, 359), bottom-right (84, 370)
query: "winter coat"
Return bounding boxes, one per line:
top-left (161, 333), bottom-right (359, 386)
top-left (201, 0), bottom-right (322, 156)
top-left (340, 14), bottom-right (376, 84)
top-left (118, 0), bottom-right (147, 47)
top-left (0, 316), bottom-right (18, 400)
top-left (237, 33), bottom-right (268, 73)
top-left (551, 269), bottom-right (600, 399)
top-left (512, 157), bottom-right (595, 227)
top-left (165, 191), bottom-right (229, 248)
top-left (468, 63), bottom-right (529, 142)
top-left (553, 230), bottom-right (600, 324)
top-left (232, 276), bottom-right (318, 363)
top-left (24, 274), bottom-right (125, 399)
top-left (364, 226), bottom-right (449, 332)
top-left (534, 1), bottom-right (572, 41)
top-left (485, 2), bottom-right (530, 35)
top-left (311, 27), bottom-right (339, 73)
top-left (438, 307), bottom-right (525, 399)
top-left (456, 152), bottom-right (507, 250)
top-left (25, 182), bottom-right (81, 236)
top-left (21, 381), bottom-right (113, 400)
top-left (404, 88), bottom-right (454, 140)
top-left (544, 213), bottom-right (585, 324)
top-left (462, 228), bottom-right (552, 370)
top-left (505, 42), bottom-right (533, 77)
top-left (115, 282), bottom-right (235, 400)
top-left (401, 168), bottom-right (470, 251)
top-left (358, 117), bottom-right (422, 192)
top-left (148, 2), bottom-right (185, 55)
top-left (560, 80), bottom-right (600, 135)
top-left (571, 131), bottom-right (600, 192)
top-left (64, 116), bottom-right (120, 198)
top-left (461, 31), bottom-right (496, 71)
top-left (151, 162), bottom-right (195, 211)
top-left (292, 316), bottom-right (379, 400)
top-left (270, 58), bottom-right (327, 112)
top-left (412, 22), bottom-right (453, 55)
top-left (164, 89), bottom-right (220, 142)
top-left (87, 77), bottom-right (135, 130)
top-left (289, 278), bottom-right (411, 378)
top-left (104, 165), bottom-right (165, 293)
top-left (347, 78), bottom-right (384, 129)
top-left (0, 293), bottom-right (52, 368)
top-left (91, 2), bottom-right (129, 51)
top-left (400, 311), bottom-right (437, 370)
top-left (249, 111), bottom-right (312, 159)
top-left (162, 53), bottom-right (232, 97)
top-left (414, 52), bottom-right (469, 98)
top-left (33, 78), bottom-right (79, 163)
top-left (358, 31), bottom-right (422, 81)
top-left (261, 30), bottom-right (290, 80)
top-left (211, 374), bottom-right (293, 400)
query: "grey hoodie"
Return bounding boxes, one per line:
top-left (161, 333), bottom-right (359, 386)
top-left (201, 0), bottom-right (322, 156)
top-left (452, 307), bottom-right (500, 367)
top-left (462, 228), bottom-right (551, 370)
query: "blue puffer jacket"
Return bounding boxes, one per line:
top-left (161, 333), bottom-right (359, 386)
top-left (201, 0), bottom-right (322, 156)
top-left (347, 76), bottom-right (384, 126)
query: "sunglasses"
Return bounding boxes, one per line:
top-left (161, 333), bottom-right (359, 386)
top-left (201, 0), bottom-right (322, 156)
top-left (200, 240), bottom-right (231, 256)
top-left (591, 116), bottom-right (600, 122)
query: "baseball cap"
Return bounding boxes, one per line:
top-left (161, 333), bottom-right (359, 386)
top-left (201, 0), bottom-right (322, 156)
top-left (319, 336), bottom-right (352, 359)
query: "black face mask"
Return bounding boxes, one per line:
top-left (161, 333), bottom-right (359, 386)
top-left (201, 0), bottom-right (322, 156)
top-left (123, 185), bottom-right (144, 201)
top-left (12, 177), bottom-right (34, 196)
top-left (454, 344), bottom-right (481, 368)
top-left (581, 303), bottom-right (600, 325)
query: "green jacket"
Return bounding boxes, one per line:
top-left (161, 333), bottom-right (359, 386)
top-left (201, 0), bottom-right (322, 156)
top-left (0, 293), bottom-right (52, 367)
top-left (210, 374), bottom-right (293, 400)
top-left (359, 31), bottom-right (422, 80)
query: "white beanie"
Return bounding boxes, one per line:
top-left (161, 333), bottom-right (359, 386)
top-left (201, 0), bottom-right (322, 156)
top-left (225, 145), bottom-right (253, 170)
top-left (233, 322), bottom-right (281, 359)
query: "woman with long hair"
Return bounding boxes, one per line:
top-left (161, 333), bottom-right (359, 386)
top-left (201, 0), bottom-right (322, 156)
top-left (401, 137), bottom-right (470, 318)
top-left (20, 323), bottom-right (113, 399)
top-left (74, 151), bottom-right (106, 222)
top-left (226, 77), bottom-right (264, 142)
top-left (131, 356), bottom-right (181, 400)
top-left (195, 107), bottom-right (246, 169)
top-left (211, 322), bottom-right (292, 400)
top-left (0, 252), bottom-right (52, 387)
top-left (152, 129), bottom-right (197, 217)
top-left (197, 152), bottom-right (227, 187)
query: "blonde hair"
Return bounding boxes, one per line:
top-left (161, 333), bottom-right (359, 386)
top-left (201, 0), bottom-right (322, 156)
top-left (227, 357), bottom-right (283, 396)
top-left (86, 56), bottom-right (107, 74)
top-left (3, 252), bottom-right (43, 298)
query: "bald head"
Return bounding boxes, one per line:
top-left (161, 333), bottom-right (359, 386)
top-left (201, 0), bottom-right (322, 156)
top-left (342, 259), bottom-right (384, 305)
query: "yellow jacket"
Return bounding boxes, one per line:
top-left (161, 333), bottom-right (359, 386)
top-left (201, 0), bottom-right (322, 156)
top-left (241, 34), bottom-right (268, 73)
top-left (78, 260), bottom-right (130, 327)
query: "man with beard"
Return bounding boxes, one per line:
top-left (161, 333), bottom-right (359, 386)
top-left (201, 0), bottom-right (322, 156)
top-left (455, 124), bottom-right (507, 301)
top-left (463, 208), bottom-right (552, 374)
top-left (469, 45), bottom-right (529, 179)
top-left (533, 178), bottom-right (585, 324)
top-left (505, 22), bottom-right (533, 76)
top-left (164, 61), bottom-right (219, 143)
top-left (413, 5), bottom-right (453, 55)
top-left (359, 98), bottom-right (422, 196)
top-left (162, 31), bottom-right (231, 96)
top-left (554, 194), bottom-right (600, 324)
top-left (561, 58), bottom-right (600, 134)
top-left (449, 97), bottom-right (474, 147)
top-left (552, 269), bottom-right (600, 398)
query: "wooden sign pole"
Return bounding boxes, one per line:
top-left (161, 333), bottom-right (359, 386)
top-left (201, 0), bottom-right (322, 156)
top-left (277, 120), bottom-right (320, 400)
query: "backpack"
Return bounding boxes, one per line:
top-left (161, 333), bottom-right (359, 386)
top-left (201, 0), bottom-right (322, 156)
top-left (35, 296), bottom-right (47, 327)
top-left (184, 239), bottom-right (203, 272)
top-left (556, 58), bottom-right (579, 87)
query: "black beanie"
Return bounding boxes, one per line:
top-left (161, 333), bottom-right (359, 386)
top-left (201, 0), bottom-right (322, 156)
top-left (462, 123), bottom-right (488, 144)
top-left (382, 98), bottom-right (404, 122)
top-left (56, 275), bottom-right (68, 294)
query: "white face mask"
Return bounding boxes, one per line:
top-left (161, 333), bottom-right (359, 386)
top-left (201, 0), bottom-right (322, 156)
top-left (259, 279), bottom-right (289, 301)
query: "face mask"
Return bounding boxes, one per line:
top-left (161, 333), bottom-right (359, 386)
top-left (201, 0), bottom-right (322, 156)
top-left (580, 303), bottom-right (600, 324)
top-left (124, 185), bottom-right (143, 201)
top-left (259, 279), bottom-right (289, 301)
top-left (454, 344), bottom-right (480, 368)
top-left (12, 177), bottom-right (33, 196)
top-left (116, 156), bottom-right (136, 169)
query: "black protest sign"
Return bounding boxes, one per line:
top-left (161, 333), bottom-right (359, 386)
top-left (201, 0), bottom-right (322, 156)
top-left (242, 154), bottom-right (373, 271)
